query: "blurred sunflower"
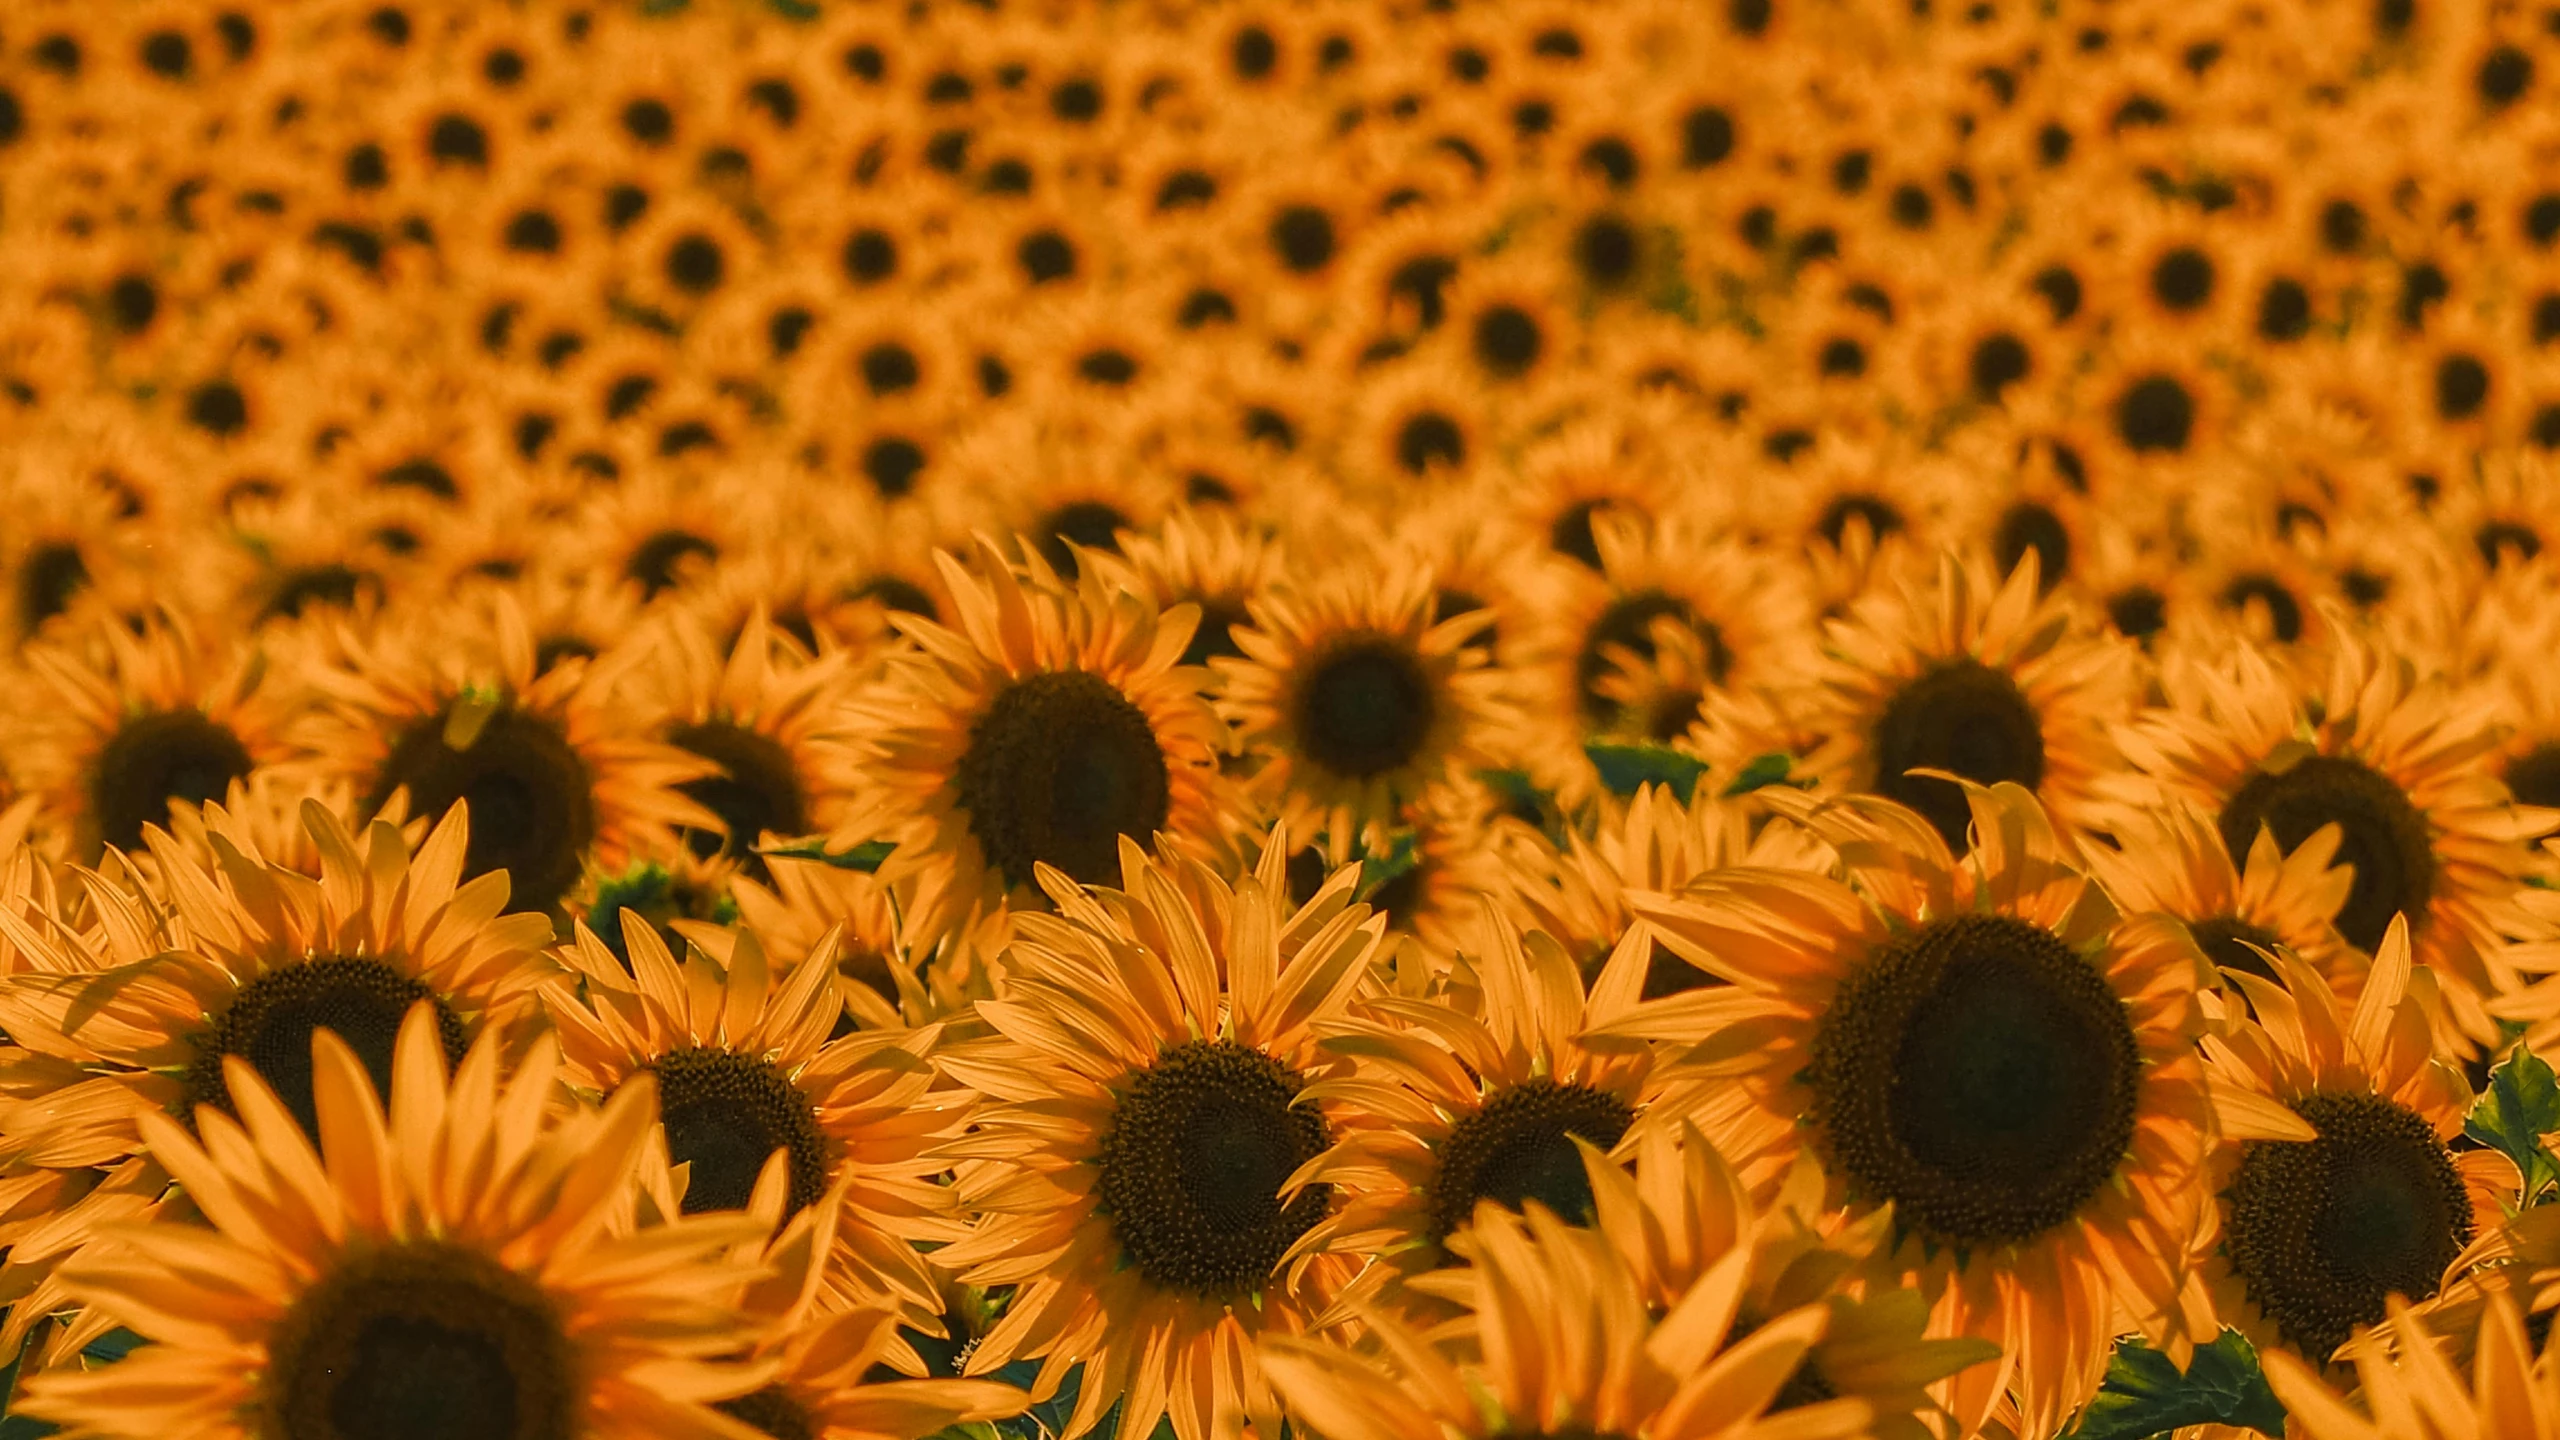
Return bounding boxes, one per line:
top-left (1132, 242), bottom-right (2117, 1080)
top-left (834, 536), bottom-right (1237, 947)
top-left (1219, 556), bottom-right (1507, 855)
top-left (10, 609), bottom-right (308, 861)
top-left (2261, 1287), bottom-right (2560, 1440)
top-left (2082, 797), bottom-right (2365, 1003)
top-left (304, 590), bottom-right (721, 915)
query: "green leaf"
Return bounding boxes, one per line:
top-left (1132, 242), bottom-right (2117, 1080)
top-left (1719, 751), bottom-right (1807, 799)
top-left (1583, 743), bottom-right (1707, 804)
top-left (1357, 831), bottom-right (1422, 903)
top-left (2066, 1331), bottom-right (2286, 1440)
top-left (758, 839), bottom-right (895, 873)
top-left (2466, 1041), bottom-right (2560, 1205)
top-left (77, 1330), bottom-right (143, 1365)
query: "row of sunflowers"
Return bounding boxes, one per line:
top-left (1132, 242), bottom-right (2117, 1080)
top-left (5, 0), bottom-right (2560, 1437)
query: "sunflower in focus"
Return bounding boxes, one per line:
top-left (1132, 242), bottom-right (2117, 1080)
top-left (2192, 919), bottom-right (2515, 1372)
top-left (0, 802), bottom-right (556, 1362)
top-left (835, 536), bottom-right (1237, 948)
top-left (1294, 909), bottom-right (1666, 1285)
top-left (16, 1007), bottom-right (777, 1440)
top-left (539, 915), bottom-right (967, 1355)
top-left (928, 835), bottom-right (1388, 1440)
top-left (1219, 554), bottom-right (1509, 854)
top-left (1606, 781), bottom-right (2217, 1439)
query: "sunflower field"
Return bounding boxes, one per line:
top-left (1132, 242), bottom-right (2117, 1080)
top-left (1, 1), bottom-right (2559, 1437)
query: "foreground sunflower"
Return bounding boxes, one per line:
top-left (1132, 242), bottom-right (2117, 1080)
top-left (1292, 911), bottom-right (1667, 1282)
top-left (1218, 555), bottom-right (1508, 856)
top-left (0, 802), bottom-right (557, 1362)
top-left (304, 590), bottom-right (723, 915)
top-left (836, 536), bottom-right (1237, 947)
top-left (1605, 781), bottom-right (2217, 1439)
top-left (2261, 1288), bottom-right (2560, 1440)
top-left (17, 1008), bottom-right (778, 1440)
top-left (2194, 919), bottom-right (2515, 1370)
top-left (929, 835), bottom-right (1390, 1440)
top-left (1793, 547), bottom-right (2134, 854)
top-left (2113, 623), bottom-right (2557, 1049)
top-left (1260, 1186), bottom-right (1873, 1440)
top-left (540, 916), bottom-right (967, 1350)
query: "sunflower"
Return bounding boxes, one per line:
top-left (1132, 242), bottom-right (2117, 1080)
top-left (302, 588), bottom-right (722, 915)
top-left (726, 850), bottom-right (996, 1032)
top-left (1091, 505), bottom-right (1289, 677)
top-left (0, 801), bottom-right (556, 1365)
top-left (927, 834), bottom-right (1389, 1440)
top-left (1218, 556), bottom-right (1508, 855)
top-left (1291, 908), bottom-right (1689, 1290)
top-left (613, 602), bottom-right (861, 882)
top-left (1603, 781), bottom-right (2218, 1440)
top-left (2112, 623), bottom-right (2559, 1050)
top-left (1509, 506), bottom-right (1809, 808)
top-left (539, 916), bottom-right (968, 1351)
top-left (2193, 919), bottom-right (2515, 1373)
top-left (15, 1006), bottom-right (778, 1440)
top-left (1259, 1185), bottom-right (1872, 1440)
top-left (9, 608), bottom-right (309, 862)
top-left (1796, 547), bottom-right (2136, 856)
top-left (833, 535), bottom-right (1236, 948)
top-left (2082, 797), bottom-right (2365, 1003)
top-left (2261, 1288), bottom-right (2560, 1440)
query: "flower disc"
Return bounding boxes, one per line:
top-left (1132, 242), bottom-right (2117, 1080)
top-left (182, 958), bottom-right (469, 1139)
top-left (1869, 659), bottom-right (2047, 853)
top-left (2216, 755), bottom-right (2433, 953)
top-left (90, 708), bottom-right (256, 852)
top-left (1293, 634), bottom-right (1437, 780)
top-left (1809, 914), bottom-right (2140, 1247)
top-left (370, 706), bottom-right (598, 910)
top-left (1094, 1040), bottom-right (1333, 1299)
top-left (954, 670), bottom-right (1172, 890)
top-left (714, 1386), bottom-right (817, 1440)
top-left (2224, 1092), bottom-right (2472, 1362)
top-left (1427, 1078), bottom-right (1635, 1245)
top-left (264, 1241), bottom-right (574, 1440)
top-left (650, 1047), bottom-right (829, 1218)
top-left (668, 720), bottom-right (807, 880)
